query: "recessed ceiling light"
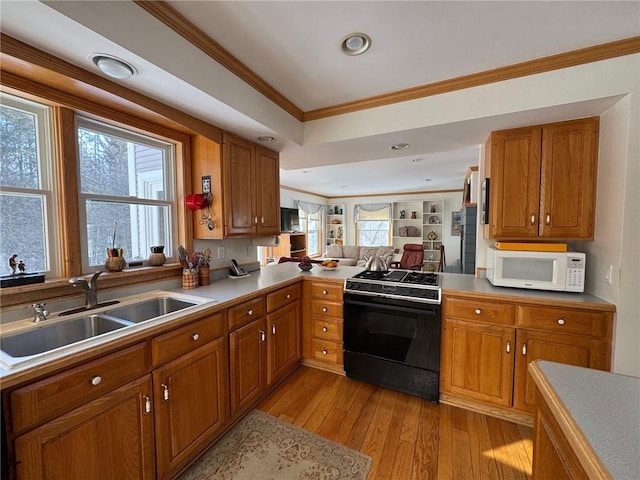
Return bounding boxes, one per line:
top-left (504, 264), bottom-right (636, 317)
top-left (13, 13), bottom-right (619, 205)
top-left (302, 170), bottom-right (312, 174)
top-left (340, 185), bottom-right (348, 189)
top-left (412, 158), bottom-right (424, 163)
top-left (341, 32), bottom-right (372, 56)
top-left (390, 143), bottom-right (409, 151)
top-left (90, 54), bottom-right (137, 79)
top-left (257, 135), bottom-right (275, 142)
top-left (425, 178), bottom-right (432, 182)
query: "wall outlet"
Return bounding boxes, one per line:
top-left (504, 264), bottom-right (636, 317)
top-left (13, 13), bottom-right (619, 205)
top-left (217, 247), bottom-right (225, 259)
top-left (604, 264), bottom-right (614, 285)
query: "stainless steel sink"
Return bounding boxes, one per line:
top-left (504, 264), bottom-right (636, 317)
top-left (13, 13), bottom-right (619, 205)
top-left (104, 297), bottom-right (197, 323)
top-left (0, 315), bottom-right (131, 358)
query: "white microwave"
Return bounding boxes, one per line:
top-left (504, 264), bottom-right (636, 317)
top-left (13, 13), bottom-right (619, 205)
top-left (486, 247), bottom-right (586, 292)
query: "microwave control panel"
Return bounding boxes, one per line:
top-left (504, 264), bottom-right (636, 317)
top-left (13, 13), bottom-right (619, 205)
top-left (566, 255), bottom-right (586, 292)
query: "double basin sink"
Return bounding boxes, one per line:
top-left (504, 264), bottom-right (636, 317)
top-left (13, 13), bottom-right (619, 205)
top-left (0, 294), bottom-right (205, 370)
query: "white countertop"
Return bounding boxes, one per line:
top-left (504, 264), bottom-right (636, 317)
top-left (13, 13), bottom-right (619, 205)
top-left (532, 361), bottom-right (640, 480)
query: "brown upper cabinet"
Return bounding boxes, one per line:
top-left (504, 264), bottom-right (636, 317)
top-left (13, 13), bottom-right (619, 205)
top-left (485, 117), bottom-right (599, 240)
top-left (191, 133), bottom-right (280, 239)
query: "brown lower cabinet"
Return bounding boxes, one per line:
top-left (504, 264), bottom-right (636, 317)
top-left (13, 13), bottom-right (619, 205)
top-left (441, 295), bottom-right (613, 419)
top-left (15, 375), bottom-right (155, 480)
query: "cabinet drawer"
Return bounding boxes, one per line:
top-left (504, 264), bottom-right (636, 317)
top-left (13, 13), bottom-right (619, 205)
top-left (310, 301), bottom-right (343, 319)
top-left (152, 313), bottom-right (225, 365)
top-left (444, 297), bottom-right (515, 325)
top-left (266, 284), bottom-right (301, 313)
top-left (228, 297), bottom-right (265, 330)
top-left (517, 306), bottom-right (608, 337)
top-left (10, 342), bottom-right (149, 433)
top-left (310, 282), bottom-right (343, 302)
top-left (313, 317), bottom-right (343, 342)
top-left (311, 338), bottom-right (343, 364)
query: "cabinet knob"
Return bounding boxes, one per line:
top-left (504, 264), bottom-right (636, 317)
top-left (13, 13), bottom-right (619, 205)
top-left (143, 395), bottom-right (151, 414)
top-left (90, 375), bottom-right (102, 386)
top-left (557, 318), bottom-right (565, 325)
top-left (192, 333), bottom-right (200, 341)
top-left (322, 349), bottom-right (328, 355)
top-left (546, 213), bottom-right (551, 225)
top-left (474, 308), bottom-right (482, 315)
top-left (161, 383), bottom-right (170, 402)
top-left (322, 326), bottom-right (328, 332)
top-left (322, 290), bottom-right (328, 295)
top-left (286, 294), bottom-right (291, 299)
top-left (247, 309), bottom-right (253, 316)
top-left (506, 341), bottom-right (511, 353)
top-left (322, 307), bottom-right (328, 312)
top-left (530, 214), bottom-right (536, 224)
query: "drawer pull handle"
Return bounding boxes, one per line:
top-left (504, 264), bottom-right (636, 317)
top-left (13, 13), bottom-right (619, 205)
top-left (90, 375), bottom-right (102, 386)
top-left (557, 318), bottom-right (565, 325)
top-left (322, 349), bottom-right (328, 355)
top-left (546, 213), bottom-right (551, 225)
top-left (161, 384), bottom-right (170, 402)
top-left (522, 344), bottom-right (527, 355)
top-left (530, 213), bottom-right (536, 225)
top-left (475, 308), bottom-right (482, 315)
top-left (247, 309), bottom-right (253, 316)
top-left (272, 324), bottom-right (276, 335)
top-left (192, 333), bottom-right (200, 341)
top-left (286, 294), bottom-right (291, 299)
top-left (322, 307), bottom-right (328, 312)
top-left (322, 290), bottom-right (328, 295)
top-left (143, 395), bottom-right (151, 414)
top-left (260, 330), bottom-right (266, 342)
top-left (506, 341), bottom-right (511, 353)
top-left (322, 326), bottom-right (328, 332)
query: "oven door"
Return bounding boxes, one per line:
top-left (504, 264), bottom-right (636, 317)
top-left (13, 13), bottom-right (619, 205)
top-left (343, 293), bottom-right (441, 400)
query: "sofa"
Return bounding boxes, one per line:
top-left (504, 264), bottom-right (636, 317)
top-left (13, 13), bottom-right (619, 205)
top-left (323, 244), bottom-right (395, 267)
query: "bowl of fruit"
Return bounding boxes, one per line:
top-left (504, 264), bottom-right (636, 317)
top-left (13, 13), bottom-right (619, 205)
top-left (298, 256), bottom-right (314, 271)
top-left (319, 259), bottom-right (339, 270)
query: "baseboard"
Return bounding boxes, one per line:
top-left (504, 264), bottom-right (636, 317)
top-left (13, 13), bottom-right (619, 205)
top-left (440, 393), bottom-right (534, 427)
top-left (300, 358), bottom-right (345, 376)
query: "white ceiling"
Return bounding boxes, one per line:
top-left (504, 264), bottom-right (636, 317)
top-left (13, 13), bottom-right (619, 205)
top-left (1, 1), bottom-right (638, 197)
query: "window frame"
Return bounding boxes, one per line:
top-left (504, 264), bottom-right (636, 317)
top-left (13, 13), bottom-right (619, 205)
top-left (0, 93), bottom-right (61, 276)
top-left (355, 206), bottom-right (391, 246)
top-left (75, 116), bottom-right (178, 272)
top-left (298, 208), bottom-right (321, 257)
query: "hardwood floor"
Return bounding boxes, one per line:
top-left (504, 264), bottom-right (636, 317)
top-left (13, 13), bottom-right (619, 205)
top-left (258, 366), bottom-right (533, 480)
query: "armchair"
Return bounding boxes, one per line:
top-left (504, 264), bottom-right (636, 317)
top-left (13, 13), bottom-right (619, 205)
top-left (389, 244), bottom-right (424, 270)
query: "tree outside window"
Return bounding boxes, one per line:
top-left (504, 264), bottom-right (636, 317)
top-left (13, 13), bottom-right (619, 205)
top-left (356, 205), bottom-right (391, 246)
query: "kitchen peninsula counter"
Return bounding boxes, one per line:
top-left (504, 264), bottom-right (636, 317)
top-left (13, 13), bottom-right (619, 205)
top-left (529, 361), bottom-right (640, 479)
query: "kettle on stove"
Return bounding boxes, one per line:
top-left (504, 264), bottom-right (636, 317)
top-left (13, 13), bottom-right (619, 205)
top-left (364, 249), bottom-right (389, 272)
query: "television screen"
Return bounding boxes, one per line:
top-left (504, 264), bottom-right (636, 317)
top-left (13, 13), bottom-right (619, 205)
top-left (280, 207), bottom-right (300, 232)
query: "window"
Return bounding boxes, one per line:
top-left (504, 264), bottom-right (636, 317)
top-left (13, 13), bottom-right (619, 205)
top-left (298, 209), bottom-right (320, 256)
top-left (0, 94), bottom-right (59, 276)
top-left (356, 205), bottom-right (390, 246)
top-left (76, 118), bottom-right (176, 270)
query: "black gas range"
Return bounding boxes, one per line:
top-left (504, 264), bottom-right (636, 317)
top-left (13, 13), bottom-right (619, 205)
top-left (344, 269), bottom-right (441, 304)
top-left (343, 269), bottom-right (442, 402)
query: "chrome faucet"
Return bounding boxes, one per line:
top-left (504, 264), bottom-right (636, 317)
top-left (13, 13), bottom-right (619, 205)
top-left (69, 270), bottom-right (103, 308)
top-left (33, 303), bottom-right (49, 323)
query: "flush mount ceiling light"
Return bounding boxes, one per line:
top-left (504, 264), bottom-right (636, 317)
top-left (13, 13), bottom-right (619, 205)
top-left (389, 143), bottom-right (409, 151)
top-left (90, 54), bottom-right (137, 79)
top-left (257, 135), bottom-right (275, 143)
top-left (341, 32), bottom-right (372, 56)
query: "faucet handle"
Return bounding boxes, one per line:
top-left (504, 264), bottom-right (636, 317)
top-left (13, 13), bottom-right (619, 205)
top-left (32, 303), bottom-right (49, 322)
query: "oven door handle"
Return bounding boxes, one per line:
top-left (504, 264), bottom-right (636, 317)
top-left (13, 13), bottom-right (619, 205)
top-left (344, 298), bottom-right (438, 316)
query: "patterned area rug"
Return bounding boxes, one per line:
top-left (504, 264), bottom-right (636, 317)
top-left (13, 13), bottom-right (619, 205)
top-left (179, 410), bottom-right (372, 480)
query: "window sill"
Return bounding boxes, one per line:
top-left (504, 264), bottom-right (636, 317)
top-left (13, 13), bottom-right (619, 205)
top-left (0, 264), bottom-right (183, 308)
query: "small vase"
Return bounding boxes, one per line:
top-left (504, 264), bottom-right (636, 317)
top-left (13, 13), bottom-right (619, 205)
top-left (105, 248), bottom-right (126, 272)
top-left (182, 268), bottom-right (198, 289)
top-left (198, 265), bottom-right (210, 286)
top-left (149, 246), bottom-right (166, 266)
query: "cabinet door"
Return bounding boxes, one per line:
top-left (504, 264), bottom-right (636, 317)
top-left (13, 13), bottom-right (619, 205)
top-left (441, 319), bottom-right (515, 407)
top-left (255, 146), bottom-right (280, 235)
top-left (267, 301), bottom-right (300, 385)
top-left (229, 317), bottom-right (266, 416)
top-left (15, 376), bottom-right (155, 480)
top-left (488, 127), bottom-right (542, 238)
top-left (223, 134), bottom-right (256, 235)
top-left (153, 338), bottom-right (228, 479)
top-left (539, 117), bottom-right (598, 239)
top-left (513, 329), bottom-right (607, 413)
